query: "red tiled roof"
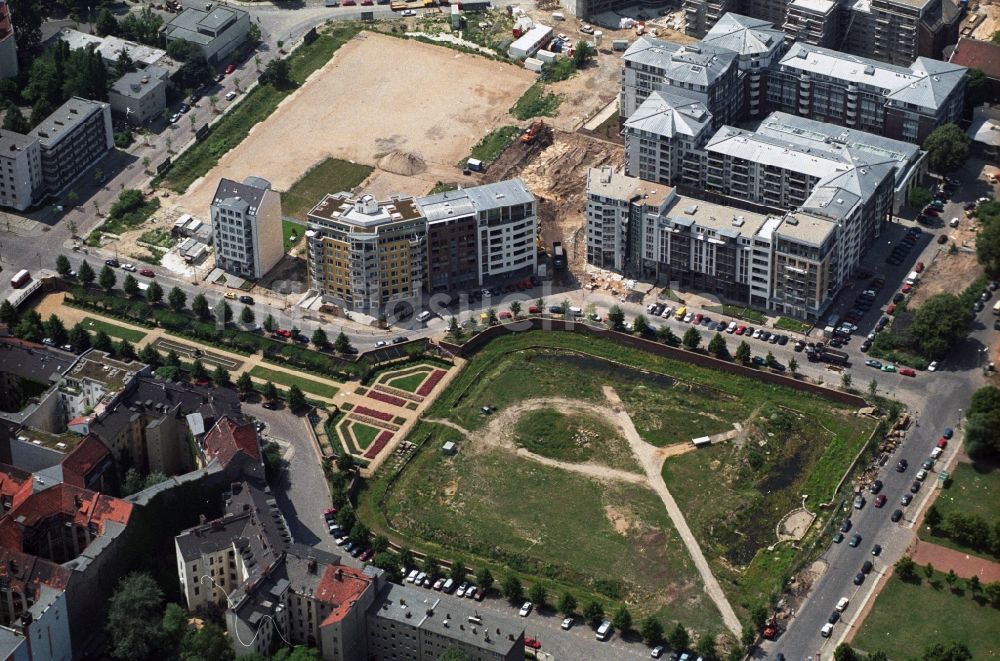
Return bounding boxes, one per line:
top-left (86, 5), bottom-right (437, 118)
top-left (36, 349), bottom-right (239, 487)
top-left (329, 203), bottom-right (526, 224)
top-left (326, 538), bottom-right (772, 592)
top-left (0, 464), bottom-right (34, 511)
top-left (60, 435), bottom-right (111, 488)
top-left (0, 546), bottom-right (71, 599)
top-left (203, 417), bottom-right (261, 467)
top-left (950, 38), bottom-right (1000, 79)
top-left (316, 564), bottom-right (373, 626)
top-left (0, 483), bottom-right (133, 551)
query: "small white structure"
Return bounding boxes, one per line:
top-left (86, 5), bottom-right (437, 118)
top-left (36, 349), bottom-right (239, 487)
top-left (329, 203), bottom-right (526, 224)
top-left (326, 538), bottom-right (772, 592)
top-left (692, 436), bottom-right (712, 448)
top-left (524, 57), bottom-right (544, 73)
top-left (508, 25), bottom-right (553, 61)
top-left (442, 441), bottom-right (457, 455)
top-left (536, 49), bottom-right (557, 63)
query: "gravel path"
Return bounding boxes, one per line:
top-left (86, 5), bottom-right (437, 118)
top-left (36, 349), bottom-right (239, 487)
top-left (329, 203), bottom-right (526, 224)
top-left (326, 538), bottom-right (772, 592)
top-left (602, 385), bottom-right (743, 637)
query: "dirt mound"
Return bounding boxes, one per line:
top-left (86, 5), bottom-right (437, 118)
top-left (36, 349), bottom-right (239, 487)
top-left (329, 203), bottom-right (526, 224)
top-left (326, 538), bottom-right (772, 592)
top-left (378, 150), bottom-right (426, 176)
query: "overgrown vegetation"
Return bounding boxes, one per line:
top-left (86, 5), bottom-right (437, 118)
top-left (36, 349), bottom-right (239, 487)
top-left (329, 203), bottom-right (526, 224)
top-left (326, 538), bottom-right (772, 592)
top-left (461, 125), bottom-right (520, 168)
top-left (100, 189), bottom-right (161, 236)
top-left (280, 157), bottom-right (373, 220)
top-left (510, 82), bottom-right (561, 120)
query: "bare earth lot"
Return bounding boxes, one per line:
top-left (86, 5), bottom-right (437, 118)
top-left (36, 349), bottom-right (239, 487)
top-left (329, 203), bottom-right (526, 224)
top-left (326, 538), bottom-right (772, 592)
top-left (175, 31), bottom-right (535, 214)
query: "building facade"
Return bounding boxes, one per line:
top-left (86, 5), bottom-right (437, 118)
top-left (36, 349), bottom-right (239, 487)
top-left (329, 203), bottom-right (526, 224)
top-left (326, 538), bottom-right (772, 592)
top-left (210, 176), bottom-right (283, 280)
top-left (29, 98), bottom-right (114, 198)
top-left (165, 1), bottom-right (250, 65)
top-left (623, 90), bottom-right (713, 187)
top-left (0, 132), bottom-right (42, 212)
top-left (108, 66), bottom-right (169, 125)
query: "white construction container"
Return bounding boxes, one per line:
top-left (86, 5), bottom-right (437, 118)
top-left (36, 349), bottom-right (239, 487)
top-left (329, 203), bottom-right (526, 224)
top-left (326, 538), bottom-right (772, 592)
top-left (523, 57), bottom-right (544, 72)
top-left (612, 39), bottom-right (628, 51)
top-left (536, 49), bottom-right (556, 63)
top-left (508, 24), bottom-right (553, 60)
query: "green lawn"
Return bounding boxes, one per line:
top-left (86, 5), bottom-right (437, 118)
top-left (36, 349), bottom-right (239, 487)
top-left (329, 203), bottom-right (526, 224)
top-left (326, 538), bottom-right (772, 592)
top-left (722, 305), bottom-right (766, 324)
top-left (281, 157), bottom-right (373, 220)
top-left (282, 219), bottom-right (306, 251)
top-left (379, 422), bottom-right (722, 633)
top-left (386, 371), bottom-right (430, 393)
top-left (919, 462), bottom-right (1000, 558)
top-left (351, 422), bottom-right (381, 450)
top-left (461, 125), bottom-right (519, 168)
top-left (510, 82), bottom-right (561, 120)
top-left (81, 317), bottom-right (148, 343)
top-left (854, 570), bottom-right (1000, 659)
top-left (159, 27), bottom-right (362, 194)
top-left (774, 316), bottom-right (811, 334)
top-left (249, 365), bottom-right (338, 398)
top-left (512, 407), bottom-right (641, 473)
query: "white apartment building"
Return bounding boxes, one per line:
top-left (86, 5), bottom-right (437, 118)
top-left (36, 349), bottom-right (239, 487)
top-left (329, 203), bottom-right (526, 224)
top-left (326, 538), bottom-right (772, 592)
top-left (701, 13), bottom-right (786, 119)
top-left (624, 90), bottom-right (712, 188)
top-left (108, 66), bottom-right (168, 125)
top-left (0, 131), bottom-right (42, 211)
top-left (210, 176), bottom-right (283, 280)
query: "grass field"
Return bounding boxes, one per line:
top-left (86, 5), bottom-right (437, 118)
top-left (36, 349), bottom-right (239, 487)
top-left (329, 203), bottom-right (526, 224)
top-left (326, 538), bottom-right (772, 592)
top-left (661, 406), bottom-right (848, 612)
top-left (461, 125), bottom-right (519, 168)
top-left (919, 462), bottom-right (1000, 557)
top-left (386, 371), bottom-right (429, 393)
top-left (351, 422), bottom-right (380, 450)
top-left (82, 317), bottom-right (148, 343)
top-left (775, 316), bottom-right (811, 334)
top-left (510, 83), bottom-right (561, 120)
top-left (249, 365), bottom-right (338, 398)
top-left (854, 570), bottom-right (1000, 659)
top-left (280, 157), bottom-right (373, 220)
top-left (159, 27), bottom-right (362, 193)
top-left (379, 422), bottom-right (722, 632)
top-left (512, 407), bottom-right (641, 473)
top-left (282, 219), bottom-right (306, 251)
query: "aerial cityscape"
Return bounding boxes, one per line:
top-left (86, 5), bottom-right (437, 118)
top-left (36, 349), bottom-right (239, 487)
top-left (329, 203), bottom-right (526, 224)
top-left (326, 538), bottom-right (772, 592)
top-left (0, 0), bottom-right (998, 659)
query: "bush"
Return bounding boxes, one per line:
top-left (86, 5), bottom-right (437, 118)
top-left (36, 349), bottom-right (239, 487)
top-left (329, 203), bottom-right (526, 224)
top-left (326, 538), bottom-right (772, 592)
top-left (152, 308), bottom-right (191, 331)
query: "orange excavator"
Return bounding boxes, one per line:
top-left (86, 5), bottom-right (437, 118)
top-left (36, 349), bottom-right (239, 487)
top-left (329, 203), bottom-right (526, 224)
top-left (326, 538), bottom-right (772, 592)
top-left (521, 120), bottom-right (544, 144)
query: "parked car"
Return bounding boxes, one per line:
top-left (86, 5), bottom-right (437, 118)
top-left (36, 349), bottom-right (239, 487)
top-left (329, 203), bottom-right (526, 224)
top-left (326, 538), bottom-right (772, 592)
top-left (849, 534), bottom-right (862, 547)
top-left (899, 368), bottom-right (916, 377)
top-left (139, 268), bottom-right (155, 277)
top-left (896, 459), bottom-right (908, 472)
top-left (872, 544), bottom-right (882, 556)
top-left (854, 573), bottom-right (866, 586)
top-left (869, 479), bottom-right (883, 494)
top-left (901, 494), bottom-right (912, 505)
top-left (840, 518), bottom-right (852, 532)
top-left (105, 258), bottom-right (120, 267)
top-left (861, 560), bottom-right (873, 574)
top-left (561, 617), bottom-right (574, 630)
top-left (891, 509), bottom-right (904, 522)
top-left (910, 481), bottom-right (921, 493)
top-left (224, 63), bottom-right (235, 74)
top-left (874, 494), bottom-right (887, 508)
top-left (519, 602), bottom-right (532, 617)
top-left (239, 295), bottom-right (254, 304)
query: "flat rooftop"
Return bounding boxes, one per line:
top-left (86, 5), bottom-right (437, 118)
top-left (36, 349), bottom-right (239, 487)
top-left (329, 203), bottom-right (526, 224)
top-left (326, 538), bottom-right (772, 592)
top-left (28, 97), bottom-right (107, 148)
top-left (308, 193), bottom-right (424, 226)
top-left (662, 194), bottom-right (776, 240)
top-left (586, 166), bottom-right (674, 208)
top-left (65, 351), bottom-right (143, 392)
top-left (775, 210), bottom-right (837, 246)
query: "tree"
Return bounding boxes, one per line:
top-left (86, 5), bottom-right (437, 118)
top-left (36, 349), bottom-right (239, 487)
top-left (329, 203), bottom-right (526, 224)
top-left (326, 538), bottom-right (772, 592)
top-left (95, 8), bottom-right (119, 36)
top-left (967, 574), bottom-right (982, 597)
top-left (924, 562), bottom-right (935, 579)
top-left (69, 323), bottom-right (91, 353)
top-left (558, 591), bottom-right (577, 616)
top-left (922, 642), bottom-right (972, 661)
top-left (99, 265), bottom-right (117, 292)
top-left (868, 378), bottom-right (878, 399)
top-left (93, 330), bottom-right (114, 354)
top-left (167, 38), bottom-right (199, 62)
top-left (682, 326), bottom-right (702, 350)
top-left (447, 316), bottom-right (462, 341)
top-left (165, 350), bottom-right (181, 368)
top-left (965, 385), bottom-right (1000, 458)
top-left (895, 555), bottom-right (917, 581)
top-left (120, 7), bottom-right (163, 46)
top-left (0, 300), bottom-right (17, 325)
top-left (287, 384), bottom-right (307, 411)
top-left (349, 520), bottom-right (370, 544)
top-left (240, 305), bottom-right (255, 325)
top-left (924, 123), bottom-right (970, 174)
top-left (841, 372), bottom-right (853, 390)
top-left (106, 572), bottom-right (163, 661)
top-left (114, 48), bottom-right (134, 78)
top-left (573, 40), bottom-right (594, 68)
top-left (788, 357), bottom-right (799, 374)
top-left (765, 351), bottom-right (779, 368)
top-left (741, 623), bottom-right (757, 647)
top-left (236, 372), bottom-right (253, 396)
top-left (667, 622), bottom-right (690, 650)
top-left (633, 314), bottom-right (650, 336)
top-left (215, 300), bottom-right (233, 324)
top-left (834, 643), bottom-right (860, 661)
top-left (925, 504), bottom-right (942, 530)
top-left (9, 0), bottom-right (43, 53)
top-left (749, 604), bottom-right (768, 629)
top-left (448, 560), bottom-right (466, 582)
top-left (707, 332), bottom-right (727, 357)
top-left (510, 300), bottom-right (522, 318)
top-left (583, 601), bottom-right (604, 627)
top-left (946, 569), bottom-right (958, 590)
top-left (398, 547), bottom-right (415, 570)
top-left (640, 616), bottom-right (663, 645)
top-left (334, 332), bottom-right (354, 354)
top-left (263, 313), bottom-right (277, 332)
top-left (607, 305), bottom-right (625, 330)
top-left (908, 187), bottom-right (933, 210)
top-left (191, 359), bottom-right (208, 381)
top-left (260, 58), bottom-right (292, 88)
top-left (179, 621), bottom-right (233, 661)
top-left (908, 293), bottom-right (971, 359)
top-left (264, 381), bottom-right (279, 402)
top-left (528, 583), bottom-right (547, 607)
top-left (476, 566), bottom-right (494, 590)
top-left (311, 328), bottom-right (328, 347)
top-left (192, 294), bottom-right (209, 320)
top-left (985, 581), bottom-right (1000, 607)
top-left (161, 601), bottom-right (188, 652)
top-left (248, 22), bottom-right (262, 42)
top-left (55, 254), bottom-right (72, 278)
top-left (501, 574), bottom-right (523, 602)
top-left (697, 633), bottom-right (718, 661)
top-left (123, 274), bottom-right (139, 297)
top-left (147, 280), bottom-right (163, 304)
top-left (611, 605), bottom-right (632, 633)
top-left (977, 218), bottom-right (1000, 276)
top-left (213, 365), bottom-right (229, 387)
top-left (965, 68), bottom-right (993, 112)
top-left (437, 650), bottom-right (473, 661)
top-left (78, 260), bottom-right (95, 285)
top-left (118, 339), bottom-right (137, 361)
top-left (2, 105), bottom-right (29, 133)
top-left (164, 286), bottom-right (185, 313)
top-left (657, 325), bottom-right (679, 345)
top-left (42, 315), bottom-right (67, 347)
top-left (735, 340), bottom-right (751, 364)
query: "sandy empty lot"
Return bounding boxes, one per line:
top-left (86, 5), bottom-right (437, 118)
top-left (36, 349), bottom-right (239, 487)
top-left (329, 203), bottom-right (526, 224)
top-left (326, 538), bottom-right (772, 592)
top-left (175, 31), bottom-right (535, 214)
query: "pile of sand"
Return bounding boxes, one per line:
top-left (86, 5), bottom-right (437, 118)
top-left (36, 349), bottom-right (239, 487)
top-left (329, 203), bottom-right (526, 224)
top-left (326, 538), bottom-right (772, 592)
top-left (378, 150), bottom-right (426, 176)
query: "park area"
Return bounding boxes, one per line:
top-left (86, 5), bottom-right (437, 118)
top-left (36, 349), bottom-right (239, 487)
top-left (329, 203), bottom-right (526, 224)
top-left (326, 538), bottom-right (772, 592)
top-left (919, 461), bottom-right (1000, 559)
top-left (853, 569), bottom-right (1000, 659)
top-left (173, 31), bottom-right (535, 216)
top-left (364, 331), bottom-right (877, 628)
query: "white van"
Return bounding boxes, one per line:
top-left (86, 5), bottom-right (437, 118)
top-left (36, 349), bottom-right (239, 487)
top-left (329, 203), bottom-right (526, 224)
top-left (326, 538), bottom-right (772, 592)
top-left (821, 622), bottom-right (834, 637)
top-left (568, 306), bottom-right (583, 317)
top-left (442, 578), bottom-right (455, 593)
top-left (836, 597), bottom-right (850, 612)
top-left (416, 310), bottom-right (432, 323)
top-left (905, 271), bottom-right (919, 286)
top-left (596, 619), bottom-right (613, 641)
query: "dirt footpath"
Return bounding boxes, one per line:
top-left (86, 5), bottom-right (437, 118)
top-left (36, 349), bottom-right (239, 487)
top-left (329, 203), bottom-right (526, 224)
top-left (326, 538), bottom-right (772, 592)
top-left (175, 31), bottom-right (536, 213)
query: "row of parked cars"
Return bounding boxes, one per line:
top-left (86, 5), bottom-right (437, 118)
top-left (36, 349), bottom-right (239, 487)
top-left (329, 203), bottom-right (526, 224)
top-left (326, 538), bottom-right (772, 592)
top-left (644, 303), bottom-right (793, 345)
top-left (403, 569), bottom-right (487, 601)
top-left (324, 509), bottom-right (373, 561)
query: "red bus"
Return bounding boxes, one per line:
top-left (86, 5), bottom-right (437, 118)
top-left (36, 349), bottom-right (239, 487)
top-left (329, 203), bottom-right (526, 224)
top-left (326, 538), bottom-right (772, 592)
top-left (10, 270), bottom-right (30, 289)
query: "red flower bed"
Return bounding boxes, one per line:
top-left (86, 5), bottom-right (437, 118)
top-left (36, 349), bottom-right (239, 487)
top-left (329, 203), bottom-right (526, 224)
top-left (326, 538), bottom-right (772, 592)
top-left (364, 431), bottom-right (393, 459)
top-left (353, 405), bottom-right (393, 421)
top-left (367, 390), bottom-right (406, 407)
top-left (416, 369), bottom-right (446, 397)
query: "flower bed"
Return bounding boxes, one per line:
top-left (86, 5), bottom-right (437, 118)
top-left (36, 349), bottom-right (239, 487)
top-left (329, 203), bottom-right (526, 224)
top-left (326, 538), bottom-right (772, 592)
top-left (373, 383), bottom-right (424, 403)
top-left (348, 413), bottom-right (400, 431)
top-left (367, 390), bottom-right (407, 408)
top-left (416, 369), bottom-right (447, 397)
top-left (363, 430), bottom-right (393, 459)
top-left (353, 405), bottom-right (393, 422)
